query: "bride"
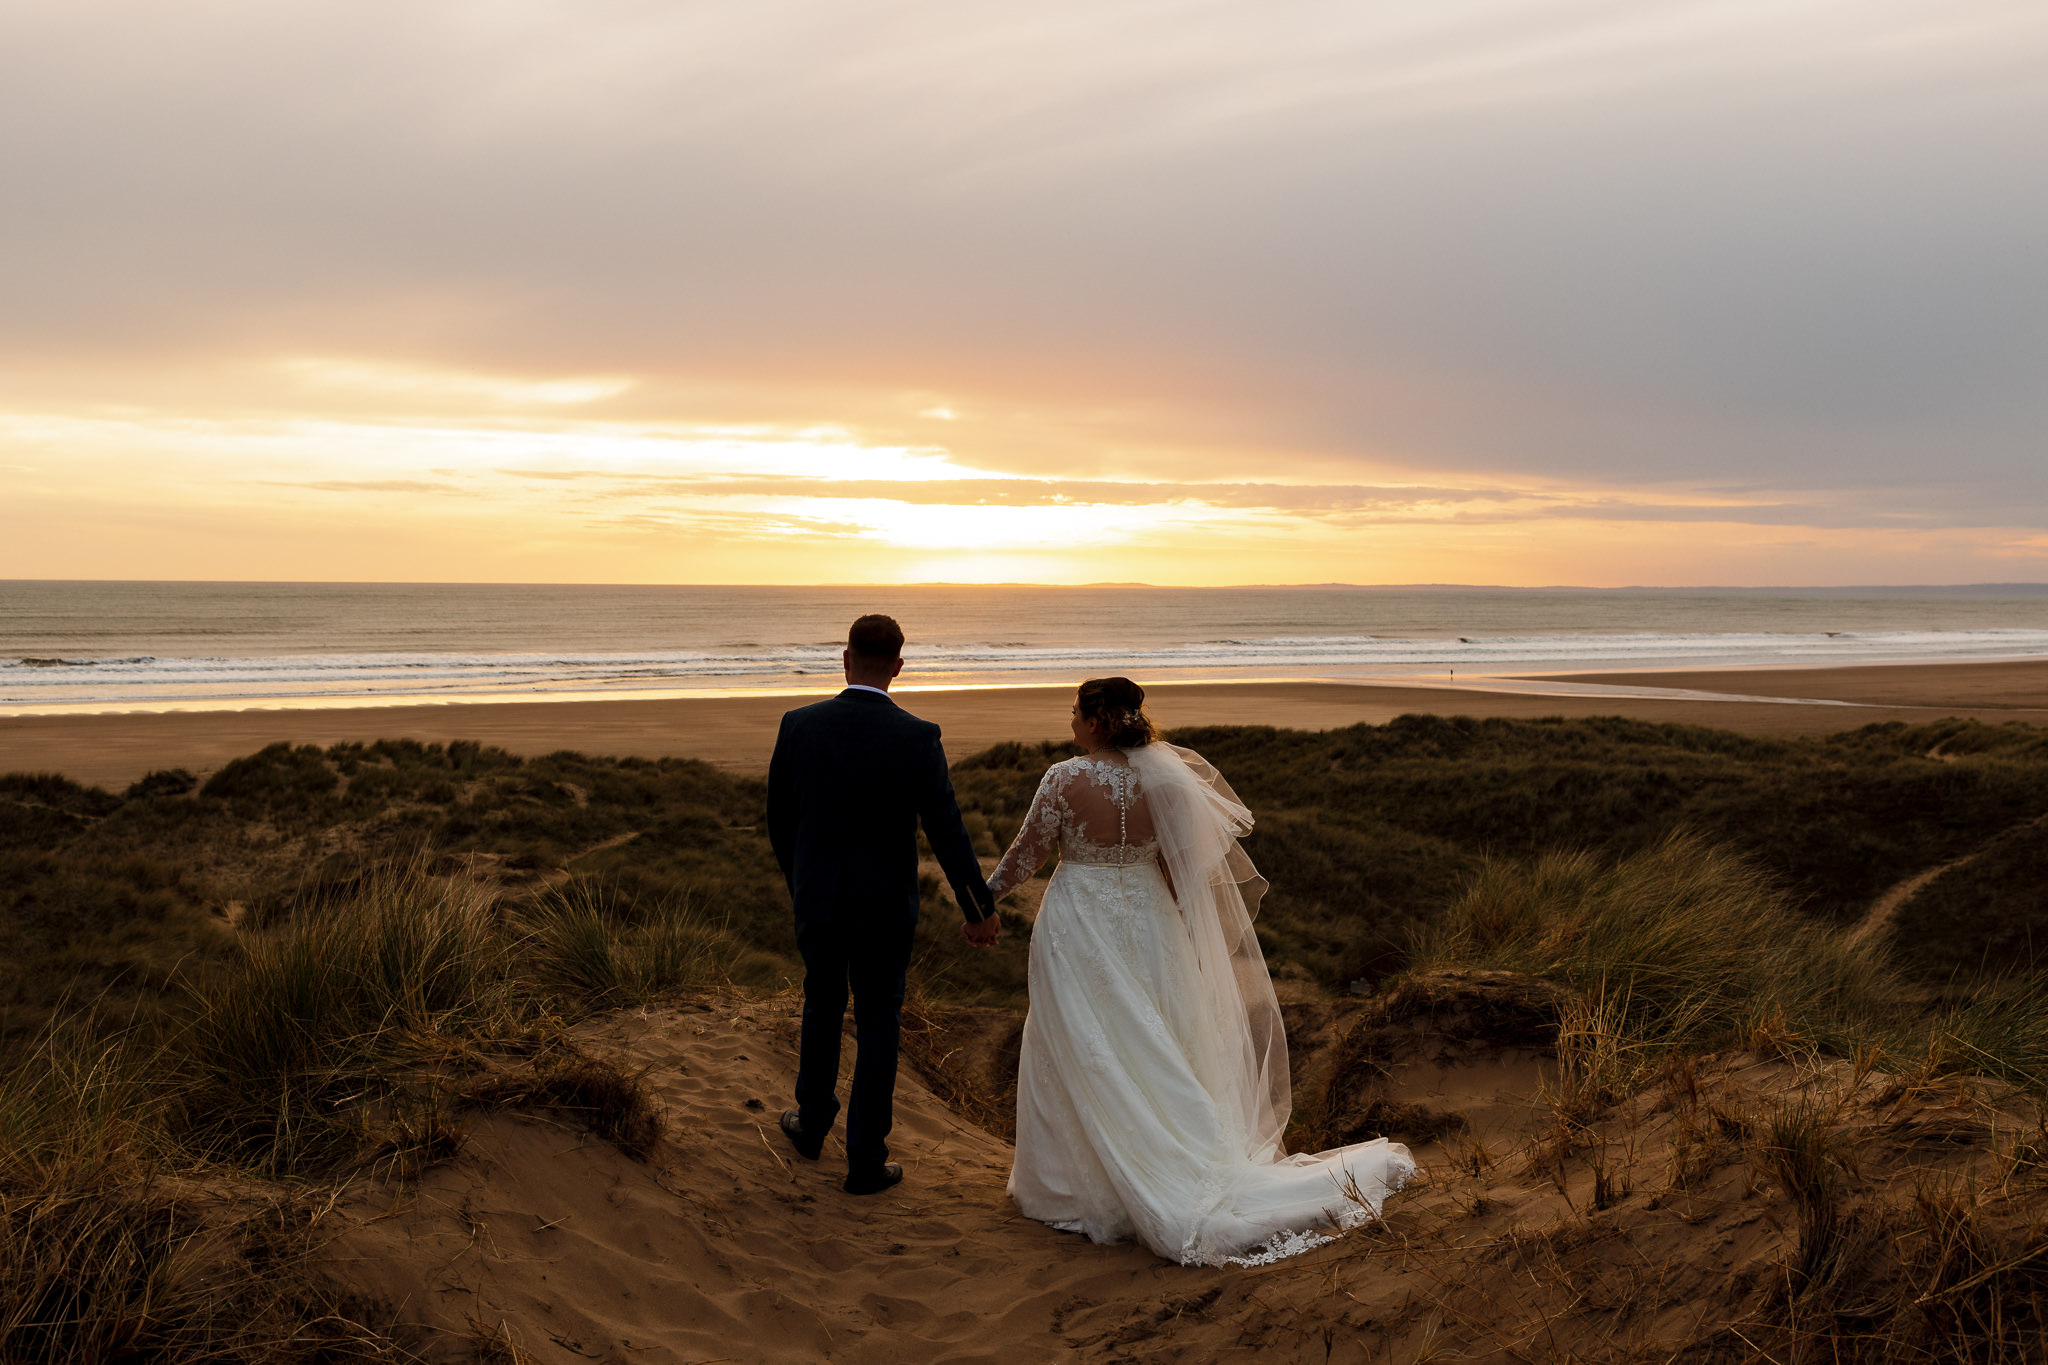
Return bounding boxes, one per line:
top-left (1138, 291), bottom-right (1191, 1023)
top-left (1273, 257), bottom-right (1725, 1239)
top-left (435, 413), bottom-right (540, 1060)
top-left (985, 677), bottom-right (1415, 1267)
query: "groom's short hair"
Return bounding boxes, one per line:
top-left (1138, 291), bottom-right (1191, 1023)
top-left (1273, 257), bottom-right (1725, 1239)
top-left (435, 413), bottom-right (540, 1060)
top-left (848, 614), bottom-right (904, 660)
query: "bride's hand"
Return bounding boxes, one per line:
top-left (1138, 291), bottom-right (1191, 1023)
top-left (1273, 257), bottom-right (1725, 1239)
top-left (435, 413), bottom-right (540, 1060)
top-left (961, 913), bottom-right (1001, 948)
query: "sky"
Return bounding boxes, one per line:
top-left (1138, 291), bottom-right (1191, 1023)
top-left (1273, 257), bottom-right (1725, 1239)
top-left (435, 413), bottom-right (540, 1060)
top-left (1, 0), bottom-right (2044, 586)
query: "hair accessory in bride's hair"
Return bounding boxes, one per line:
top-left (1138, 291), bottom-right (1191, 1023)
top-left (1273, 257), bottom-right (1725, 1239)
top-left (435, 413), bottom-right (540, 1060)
top-left (1077, 677), bottom-right (1157, 748)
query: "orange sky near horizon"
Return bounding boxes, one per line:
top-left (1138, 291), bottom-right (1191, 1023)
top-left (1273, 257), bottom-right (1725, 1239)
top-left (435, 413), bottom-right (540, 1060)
top-left (4, 389), bottom-right (2029, 587)
top-left (2, 1), bottom-right (2044, 588)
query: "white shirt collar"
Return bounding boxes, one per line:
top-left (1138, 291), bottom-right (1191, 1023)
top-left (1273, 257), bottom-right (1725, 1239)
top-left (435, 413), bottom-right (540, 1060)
top-left (843, 683), bottom-right (892, 698)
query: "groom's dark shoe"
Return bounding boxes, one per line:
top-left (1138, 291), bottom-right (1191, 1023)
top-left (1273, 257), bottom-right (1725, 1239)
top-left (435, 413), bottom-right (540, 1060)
top-left (844, 1162), bottom-right (904, 1196)
top-left (779, 1109), bottom-right (825, 1161)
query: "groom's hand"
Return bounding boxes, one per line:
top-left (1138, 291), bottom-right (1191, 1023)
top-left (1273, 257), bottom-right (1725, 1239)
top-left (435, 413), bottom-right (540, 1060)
top-left (961, 912), bottom-right (1001, 947)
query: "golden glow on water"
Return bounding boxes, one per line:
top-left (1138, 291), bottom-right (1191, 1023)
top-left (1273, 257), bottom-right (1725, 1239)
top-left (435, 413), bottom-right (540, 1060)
top-left (0, 674), bottom-right (1897, 720)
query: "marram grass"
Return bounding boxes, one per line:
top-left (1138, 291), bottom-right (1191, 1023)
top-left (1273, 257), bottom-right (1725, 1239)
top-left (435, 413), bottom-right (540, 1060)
top-left (1412, 830), bottom-right (2048, 1091)
top-left (171, 865), bottom-right (730, 1175)
top-left (178, 866), bottom-right (526, 1172)
top-left (0, 863), bottom-right (720, 1359)
top-left (520, 875), bottom-right (739, 1007)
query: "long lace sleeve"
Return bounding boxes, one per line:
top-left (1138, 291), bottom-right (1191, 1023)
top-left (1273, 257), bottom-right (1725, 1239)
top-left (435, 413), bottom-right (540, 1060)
top-left (988, 765), bottom-right (1066, 900)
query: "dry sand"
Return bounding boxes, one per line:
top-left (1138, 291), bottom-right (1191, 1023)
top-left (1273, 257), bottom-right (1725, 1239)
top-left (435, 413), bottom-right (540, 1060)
top-left (330, 989), bottom-right (1555, 1365)
top-left (1541, 656), bottom-right (2048, 710)
top-left (8, 660), bottom-right (2048, 791)
top-left (327, 980), bottom-right (2039, 1363)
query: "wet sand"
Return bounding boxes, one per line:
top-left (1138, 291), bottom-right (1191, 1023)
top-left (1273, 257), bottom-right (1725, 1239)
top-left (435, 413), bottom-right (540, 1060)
top-left (6, 660), bottom-right (2048, 791)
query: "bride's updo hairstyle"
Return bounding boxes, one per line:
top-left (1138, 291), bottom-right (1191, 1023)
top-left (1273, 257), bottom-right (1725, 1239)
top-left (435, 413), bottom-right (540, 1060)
top-left (1076, 676), bottom-right (1158, 748)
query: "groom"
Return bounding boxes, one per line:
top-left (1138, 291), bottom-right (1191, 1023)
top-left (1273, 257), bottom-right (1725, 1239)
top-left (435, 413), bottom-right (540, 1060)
top-left (767, 614), bottom-right (1001, 1195)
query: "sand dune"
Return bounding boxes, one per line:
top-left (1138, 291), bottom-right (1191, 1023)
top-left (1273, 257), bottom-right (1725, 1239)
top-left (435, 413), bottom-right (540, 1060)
top-left (322, 976), bottom-right (2042, 1363)
top-left (335, 995), bottom-right (1209, 1364)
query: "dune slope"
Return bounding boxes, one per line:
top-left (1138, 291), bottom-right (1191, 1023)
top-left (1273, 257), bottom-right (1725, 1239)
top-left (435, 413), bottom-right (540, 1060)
top-left (325, 978), bottom-right (2048, 1364)
top-left (334, 995), bottom-right (1243, 1364)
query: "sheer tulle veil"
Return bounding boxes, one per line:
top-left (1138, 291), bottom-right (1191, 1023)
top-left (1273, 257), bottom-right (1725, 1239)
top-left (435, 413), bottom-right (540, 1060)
top-left (1125, 741), bottom-right (1291, 1161)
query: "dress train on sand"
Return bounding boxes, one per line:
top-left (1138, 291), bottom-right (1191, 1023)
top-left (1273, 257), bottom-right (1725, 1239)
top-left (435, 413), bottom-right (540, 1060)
top-left (988, 744), bottom-right (1414, 1267)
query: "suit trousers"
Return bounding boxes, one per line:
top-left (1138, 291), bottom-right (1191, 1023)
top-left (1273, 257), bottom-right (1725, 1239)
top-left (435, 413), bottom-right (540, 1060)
top-left (793, 915), bottom-right (917, 1172)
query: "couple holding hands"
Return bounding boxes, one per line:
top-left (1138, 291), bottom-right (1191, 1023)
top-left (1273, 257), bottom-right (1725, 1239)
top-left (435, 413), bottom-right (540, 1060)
top-left (767, 614), bottom-right (1410, 1266)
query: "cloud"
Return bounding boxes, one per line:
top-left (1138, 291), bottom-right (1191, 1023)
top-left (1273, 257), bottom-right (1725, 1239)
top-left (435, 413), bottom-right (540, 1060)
top-left (275, 359), bottom-right (633, 408)
top-left (497, 469), bottom-right (1519, 508)
top-left (598, 509), bottom-right (876, 541)
top-left (1, 1), bottom-right (2045, 581)
top-left (484, 465), bottom-right (2048, 533)
top-left (288, 480), bottom-right (464, 494)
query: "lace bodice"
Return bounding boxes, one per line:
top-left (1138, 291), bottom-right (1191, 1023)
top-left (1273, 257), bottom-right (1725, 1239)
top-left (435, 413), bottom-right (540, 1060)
top-left (988, 753), bottom-right (1161, 900)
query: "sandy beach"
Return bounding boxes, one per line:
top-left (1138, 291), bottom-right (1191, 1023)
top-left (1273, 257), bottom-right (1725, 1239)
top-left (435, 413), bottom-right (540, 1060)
top-left (1540, 657), bottom-right (2048, 710)
top-left (6, 659), bottom-right (2048, 791)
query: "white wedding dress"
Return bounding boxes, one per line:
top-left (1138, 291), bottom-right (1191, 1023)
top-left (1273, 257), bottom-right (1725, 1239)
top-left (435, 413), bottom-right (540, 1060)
top-left (987, 742), bottom-right (1415, 1267)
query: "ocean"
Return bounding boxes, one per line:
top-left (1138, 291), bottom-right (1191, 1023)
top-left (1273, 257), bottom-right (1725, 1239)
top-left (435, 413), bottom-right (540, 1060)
top-left (4, 581), bottom-right (2048, 713)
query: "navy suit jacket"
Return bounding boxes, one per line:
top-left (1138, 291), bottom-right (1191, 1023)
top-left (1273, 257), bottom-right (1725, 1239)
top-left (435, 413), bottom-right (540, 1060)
top-left (767, 688), bottom-right (997, 930)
